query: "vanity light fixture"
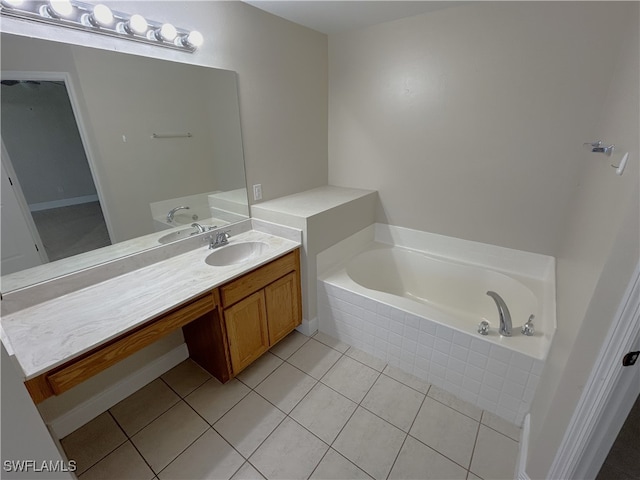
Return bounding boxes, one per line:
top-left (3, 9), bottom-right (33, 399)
top-left (0, 0), bottom-right (203, 53)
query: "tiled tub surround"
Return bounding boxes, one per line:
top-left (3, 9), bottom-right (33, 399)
top-left (317, 224), bottom-right (556, 425)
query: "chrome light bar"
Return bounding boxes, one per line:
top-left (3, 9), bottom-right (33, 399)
top-left (0, 0), bottom-right (204, 53)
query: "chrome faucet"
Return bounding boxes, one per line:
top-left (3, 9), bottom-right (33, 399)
top-left (166, 205), bottom-right (190, 223)
top-left (209, 230), bottom-right (231, 249)
top-left (191, 223), bottom-right (206, 234)
top-left (486, 291), bottom-right (512, 337)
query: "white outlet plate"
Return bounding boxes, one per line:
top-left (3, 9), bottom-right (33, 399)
top-left (253, 184), bottom-right (262, 201)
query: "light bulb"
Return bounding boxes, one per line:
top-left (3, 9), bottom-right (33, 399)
top-left (127, 14), bottom-right (147, 34)
top-left (186, 30), bottom-right (203, 47)
top-left (92, 4), bottom-right (113, 26)
top-left (119, 13), bottom-right (147, 35)
top-left (158, 23), bottom-right (177, 42)
top-left (45, 0), bottom-right (73, 18)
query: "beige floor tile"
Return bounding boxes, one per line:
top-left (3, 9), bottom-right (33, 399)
top-left (310, 449), bottom-right (372, 480)
top-left (254, 362), bottom-right (317, 413)
top-left (249, 418), bottom-right (329, 479)
top-left (79, 441), bottom-right (154, 480)
top-left (158, 428), bottom-right (244, 480)
top-left (269, 330), bottom-right (309, 359)
top-left (345, 347), bottom-right (387, 371)
top-left (470, 426), bottom-right (518, 480)
top-left (361, 375), bottom-right (425, 432)
top-left (383, 364), bottom-right (430, 394)
top-left (389, 436), bottom-right (468, 480)
top-left (481, 411), bottom-right (521, 441)
top-left (185, 378), bottom-right (250, 424)
top-left (131, 402), bottom-right (209, 473)
top-left (467, 472), bottom-right (482, 480)
top-left (333, 407), bottom-right (406, 480)
top-left (428, 385), bottom-right (483, 421)
top-left (231, 462), bottom-right (265, 480)
top-left (110, 379), bottom-right (180, 436)
top-left (236, 352), bottom-right (283, 388)
top-left (410, 397), bottom-right (479, 468)
top-left (290, 382), bottom-right (357, 444)
top-left (288, 339), bottom-right (343, 379)
top-left (61, 412), bottom-right (127, 475)
top-left (313, 331), bottom-right (350, 353)
top-left (161, 359), bottom-right (212, 397)
top-left (213, 392), bottom-right (286, 457)
top-left (321, 356), bottom-right (379, 403)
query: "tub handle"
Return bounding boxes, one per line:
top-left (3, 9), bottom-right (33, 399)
top-left (477, 321), bottom-right (490, 336)
top-left (522, 315), bottom-right (535, 336)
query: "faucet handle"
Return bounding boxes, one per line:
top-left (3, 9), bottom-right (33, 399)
top-left (522, 315), bottom-right (535, 336)
top-left (477, 321), bottom-right (490, 336)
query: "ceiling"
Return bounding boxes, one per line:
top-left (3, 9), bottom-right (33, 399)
top-left (242, 1), bottom-right (467, 34)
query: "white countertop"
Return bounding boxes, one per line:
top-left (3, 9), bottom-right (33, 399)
top-left (251, 185), bottom-right (376, 218)
top-left (1, 230), bottom-right (300, 380)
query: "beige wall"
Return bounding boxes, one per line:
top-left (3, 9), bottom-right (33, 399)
top-left (1, 1), bottom-right (328, 206)
top-left (328, 2), bottom-right (629, 256)
top-left (527, 3), bottom-right (640, 475)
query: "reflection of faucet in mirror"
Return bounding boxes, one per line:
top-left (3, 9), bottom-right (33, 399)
top-left (191, 223), bottom-right (217, 235)
top-left (167, 206), bottom-right (190, 223)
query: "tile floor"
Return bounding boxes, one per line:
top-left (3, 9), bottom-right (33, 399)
top-left (61, 331), bottom-right (521, 480)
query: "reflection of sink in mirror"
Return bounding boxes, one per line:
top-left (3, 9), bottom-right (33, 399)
top-left (205, 242), bottom-right (269, 267)
top-left (158, 229), bottom-right (195, 244)
top-left (168, 213), bottom-right (199, 226)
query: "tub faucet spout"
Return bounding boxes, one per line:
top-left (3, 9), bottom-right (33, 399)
top-left (486, 291), bottom-right (512, 337)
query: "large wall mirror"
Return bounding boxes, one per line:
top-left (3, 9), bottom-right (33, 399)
top-left (0, 33), bottom-right (249, 293)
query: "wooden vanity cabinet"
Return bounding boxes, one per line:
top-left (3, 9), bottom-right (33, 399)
top-left (220, 249), bottom-right (302, 375)
top-left (23, 248), bottom-right (301, 403)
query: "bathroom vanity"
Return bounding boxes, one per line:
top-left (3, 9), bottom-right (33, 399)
top-left (1, 229), bottom-right (302, 405)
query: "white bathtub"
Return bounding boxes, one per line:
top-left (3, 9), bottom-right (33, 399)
top-left (317, 224), bottom-right (556, 424)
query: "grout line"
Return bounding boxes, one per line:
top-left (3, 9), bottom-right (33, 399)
top-left (467, 413), bottom-right (483, 472)
top-left (154, 421), bottom-right (210, 477)
top-left (107, 411), bottom-right (155, 476)
top-left (68, 423), bottom-right (128, 476)
top-left (384, 392), bottom-right (429, 479)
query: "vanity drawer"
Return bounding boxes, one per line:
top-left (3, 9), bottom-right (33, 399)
top-left (45, 292), bottom-right (215, 396)
top-left (220, 250), bottom-right (299, 308)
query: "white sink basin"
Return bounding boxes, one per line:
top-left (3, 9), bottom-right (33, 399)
top-left (158, 229), bottom-right (193, 244)
top-left (205, 241), bottom-right (269, 266)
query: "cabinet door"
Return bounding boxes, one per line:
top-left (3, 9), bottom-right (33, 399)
top-left (265, 272), bottom-right (301, 345)
top-left (224, 290), bottom-right (269, 374)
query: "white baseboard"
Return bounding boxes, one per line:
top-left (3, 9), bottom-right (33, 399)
top-left (29, 194), bottom-right (99, 212)
top-left (48, 344), bottom-right (188, 438)
top-left (296, 317), bottom-right (318, 337)
top-left (516, 414), bottom-right (531, 480)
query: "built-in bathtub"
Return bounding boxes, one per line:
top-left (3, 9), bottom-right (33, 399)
top-left (317, 224), bottom-right (556, 424)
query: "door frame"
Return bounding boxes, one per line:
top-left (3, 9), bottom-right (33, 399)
top-left (1, 70), bottom-right (115, 243)
top-left (1, 139), bottom-right (49, 264)
top-left (548, 262), bottom-right (640, 478)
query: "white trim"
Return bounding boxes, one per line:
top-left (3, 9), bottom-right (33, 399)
top-left (516, 414), bottom-right (531, 480)
top-left (548, 263), bottom-right (640, 479)
top-left (1, 140), bottom-right (49, 264)
top-left (296, 317), bottom-right (318, 336)
top-left (47, 343), bottom-right (188, 439)
top-left (29, 194), bottom-right (99, 212)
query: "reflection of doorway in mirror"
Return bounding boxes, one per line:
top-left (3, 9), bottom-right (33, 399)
top-left (1, 78), bottom-right (112, 265)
